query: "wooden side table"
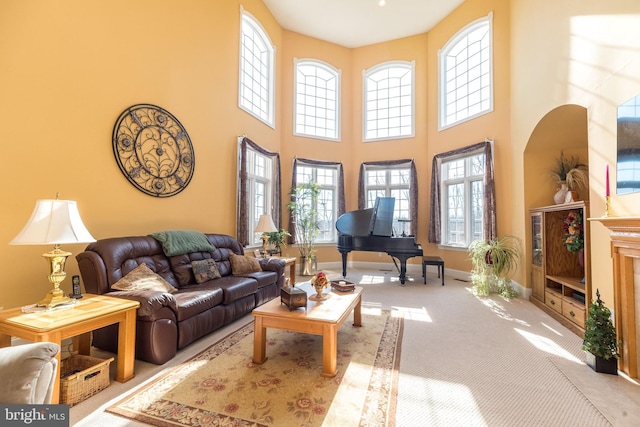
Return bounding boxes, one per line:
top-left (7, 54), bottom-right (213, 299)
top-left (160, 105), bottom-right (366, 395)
top-left (273, 256), bottom-right (297, 285)
top-left (0, 294), bottom-right (139, 404)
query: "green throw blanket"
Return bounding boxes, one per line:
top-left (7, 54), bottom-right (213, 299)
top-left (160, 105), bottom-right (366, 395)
top-left (149, 230), bottom-right (215, 256)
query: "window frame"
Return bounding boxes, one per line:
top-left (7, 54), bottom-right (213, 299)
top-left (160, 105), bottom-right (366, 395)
top-left (362, 60), bottom-right (415, 142)
top-left (438, 12), bottom-right (493, 131)
top-left (238, 8), bottom-right (276, 128)
top-left (293, 162), bottom-right (340, 244)
top-left (363, 163), bottom-right (414, 236)
top-left (294, 58), bottom-right (341, 141)
top-left (439, 149), bottom-right (486, 249)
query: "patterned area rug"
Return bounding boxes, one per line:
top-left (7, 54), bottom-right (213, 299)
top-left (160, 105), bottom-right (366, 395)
top-left (108, 309), bottom-right (402, 426)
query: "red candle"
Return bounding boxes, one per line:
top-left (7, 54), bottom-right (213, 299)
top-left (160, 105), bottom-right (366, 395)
top-left (606, 164), bottom-right (610, 197)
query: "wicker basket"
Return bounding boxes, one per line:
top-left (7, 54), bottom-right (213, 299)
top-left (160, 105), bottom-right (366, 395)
top-left (59, 354), bottom-right (114, 406)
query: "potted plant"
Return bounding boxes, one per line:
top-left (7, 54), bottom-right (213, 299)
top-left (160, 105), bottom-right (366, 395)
top-left (582, 289), bottom-right (620, 375)
top-left (468, 235), bottom-right (522, 298)
top-left (265, 228), bottom-right (290, 255)
top-left (550, 151), bottom-right (588, 204)
top-left (287, 182), bottom-right (321, 276)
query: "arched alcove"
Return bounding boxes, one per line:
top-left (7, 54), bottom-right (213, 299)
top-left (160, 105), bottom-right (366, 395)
top-left (524, 104), bottom-right (589, 210)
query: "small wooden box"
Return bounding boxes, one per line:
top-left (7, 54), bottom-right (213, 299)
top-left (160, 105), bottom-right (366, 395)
top-left (281, 286), bottom-right (307, 310)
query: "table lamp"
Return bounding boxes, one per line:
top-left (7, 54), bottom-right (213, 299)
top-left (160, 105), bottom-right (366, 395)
top-left (10, 197), bottom-right (96, 309)
top-left (254, 214), bottom-right (277, 257)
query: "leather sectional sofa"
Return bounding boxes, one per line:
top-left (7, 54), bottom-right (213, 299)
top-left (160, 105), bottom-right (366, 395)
top-left (76, 233), bottom-right (285, 364)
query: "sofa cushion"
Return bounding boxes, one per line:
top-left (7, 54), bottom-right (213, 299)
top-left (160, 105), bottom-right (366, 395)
top-left (172, 285), bottom-right (224, 322)
top-left (111, 263), bottom-right (178, 293)
top-left (229, 253), bottom-right (262, 275)
top-left (149, 230), bottom-right (215, 256)
top-left (192, 259), bottom-right (221, 283)
top-left (209, 276), bottom-right (259, 305)
top-left (236, 270), bottom-right (278, 289)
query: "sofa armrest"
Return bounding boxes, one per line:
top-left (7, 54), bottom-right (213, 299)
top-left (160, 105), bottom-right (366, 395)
top-left (0, 342), bottom-right (60, 404)
top-left (106, 290), bottom-right (178, 318)
top-left (257, 257), bottom-right (286, 287)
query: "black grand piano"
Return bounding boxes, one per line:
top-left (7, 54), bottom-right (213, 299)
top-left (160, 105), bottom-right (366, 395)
top-left (336, 197), bottom-right (423, 285)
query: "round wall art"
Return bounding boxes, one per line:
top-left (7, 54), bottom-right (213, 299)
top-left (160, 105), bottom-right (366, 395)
top-left (112, 104), bottom-right (195, 197)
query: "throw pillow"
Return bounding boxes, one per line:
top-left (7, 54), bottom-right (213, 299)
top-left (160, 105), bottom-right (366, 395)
top-left (229, 253), bottom-right (262, 275)
top-left (192, 258), bottom-right (222, 283)
top-left (148, 230), bottom-right (216, 256)
top-left (111, 263), bottom-right (178, 293)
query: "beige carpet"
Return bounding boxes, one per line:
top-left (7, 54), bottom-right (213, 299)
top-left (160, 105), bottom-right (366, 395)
top-left (107, 309), bottom-right (402, 426)
top-left (70, 266), bottom-right (640, 426)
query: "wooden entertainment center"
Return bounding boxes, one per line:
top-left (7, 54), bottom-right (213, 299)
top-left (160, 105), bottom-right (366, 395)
top-left (530, 201), bottom-right (590, 336)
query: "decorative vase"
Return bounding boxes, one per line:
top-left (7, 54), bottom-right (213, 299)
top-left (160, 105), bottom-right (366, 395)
top-left (309, 283), bottom-right (328, 301)
top-left (300, 256), bottom-right (317, 276)
top-left (554, 181), bottom-right (569, 205)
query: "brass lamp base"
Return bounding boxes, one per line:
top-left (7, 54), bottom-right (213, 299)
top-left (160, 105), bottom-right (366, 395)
top-left (37, 288), bottom-right (76, 309)
top-left (36, 245), bottom-right (76, 309)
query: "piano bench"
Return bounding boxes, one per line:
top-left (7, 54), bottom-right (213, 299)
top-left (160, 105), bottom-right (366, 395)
top-left (422, 256), bottom-right (445, 286)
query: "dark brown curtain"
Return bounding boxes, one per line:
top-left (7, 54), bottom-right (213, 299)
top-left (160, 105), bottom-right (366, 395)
top-left (428, 140), bottom-right (496, 244)
top-left (357, 159), bottom-right (418, 235)
top-left (288, 157), bottom-right (346, 244)
top-left (237, 137), bottom-right (281, 246)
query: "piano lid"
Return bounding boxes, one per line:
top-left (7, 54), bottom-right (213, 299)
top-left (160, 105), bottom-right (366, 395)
top-left (336, 197), bottom-right (395, 237)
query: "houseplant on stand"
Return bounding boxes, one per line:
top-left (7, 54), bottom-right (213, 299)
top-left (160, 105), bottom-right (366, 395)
top-left (265, 228), bottom-right (290, 255)
top-left (287, 182), bottom-right (321, 276)
top-left (468, 235), bottom-right (522, 298)
top-left (582, 289), bottom-right (620, 375)
top-left (550, 151), bottom-right (588, 204)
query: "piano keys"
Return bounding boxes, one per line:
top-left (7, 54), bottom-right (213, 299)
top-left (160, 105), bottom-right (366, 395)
top-left (336, 197), bottom-right (423, 285)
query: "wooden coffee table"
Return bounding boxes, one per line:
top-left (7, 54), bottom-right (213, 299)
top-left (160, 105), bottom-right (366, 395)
top-left (252, 285), bottom-right (362, 377)
top-left (0, 294), bottom-right (139, 404)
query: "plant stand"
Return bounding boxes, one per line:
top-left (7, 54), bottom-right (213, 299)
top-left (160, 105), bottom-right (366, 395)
top-left (585, 352), bottom-right (618, 375)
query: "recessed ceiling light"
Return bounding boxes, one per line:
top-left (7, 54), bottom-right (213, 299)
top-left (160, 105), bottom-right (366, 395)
top-left (378, 0), bottom-right (386, 6)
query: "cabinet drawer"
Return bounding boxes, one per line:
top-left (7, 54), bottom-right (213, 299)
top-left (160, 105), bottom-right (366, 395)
top-left (545, 290), bottom-right (563, 314)
top-left (562, 298), bottom-right (585, 328)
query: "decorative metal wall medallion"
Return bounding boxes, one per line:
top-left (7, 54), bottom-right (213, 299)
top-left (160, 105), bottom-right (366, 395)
top-left (112, 104), bottom-right (195, 197)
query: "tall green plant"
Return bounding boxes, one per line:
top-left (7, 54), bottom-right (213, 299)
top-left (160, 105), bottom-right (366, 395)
top-left (287, 182), bottom-right (321, 259)
top-left (468, 235), bottom-right (522, 297)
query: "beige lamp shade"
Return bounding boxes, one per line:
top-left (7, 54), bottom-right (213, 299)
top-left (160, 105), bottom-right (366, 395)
top-left (10, 199), bottom-right (96, 245)
top-left (254, 214), bottom-right (277, 233)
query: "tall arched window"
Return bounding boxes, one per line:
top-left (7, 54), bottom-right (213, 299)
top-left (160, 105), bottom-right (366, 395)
top-left (238, 8), bottom-right (275, 127)
top-left (363, 61), bottom-right (415, 141)
top-left (438, 12), bottom-right (493, 130)
top-left (294, 59), bottom-right (341, 141)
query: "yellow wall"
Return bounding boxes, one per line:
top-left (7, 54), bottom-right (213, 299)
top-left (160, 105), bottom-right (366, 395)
top-left (512, 0), bottom-right (640, 304)
top-left (0, 0), bottom-right (284, 308)
top-left (6, 0), bottom-right (635, 310)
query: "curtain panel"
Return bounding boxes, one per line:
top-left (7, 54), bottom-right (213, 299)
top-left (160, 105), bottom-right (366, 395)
top-left (237, 137), bottom-right (281, 246)
top-left (288, 158), bottom-right (346, 245)
top-left (357, 159), bottom-right (418, 236)
top-left (428, 140), bottom-right (496, 244)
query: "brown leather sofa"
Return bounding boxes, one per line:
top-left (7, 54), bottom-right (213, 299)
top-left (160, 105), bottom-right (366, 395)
top-left (76, 233), bottom-right (285, 365)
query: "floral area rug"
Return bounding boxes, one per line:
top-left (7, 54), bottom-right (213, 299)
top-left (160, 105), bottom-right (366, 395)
top-left (108, 308), bottom-right (403, 426)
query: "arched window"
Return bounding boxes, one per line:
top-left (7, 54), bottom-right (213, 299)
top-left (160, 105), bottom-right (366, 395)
top-left (238, 9), bottom-right (275, 127)
top-left (439, 12), bottom-right (493, 130)
top-left (363, 61), bottom-right (415, 141)
top-left (294, 59), bottom-right (341, 141)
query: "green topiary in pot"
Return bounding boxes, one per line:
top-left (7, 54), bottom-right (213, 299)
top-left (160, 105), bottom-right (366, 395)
top-left (582, 289), bottom-right (620, 374)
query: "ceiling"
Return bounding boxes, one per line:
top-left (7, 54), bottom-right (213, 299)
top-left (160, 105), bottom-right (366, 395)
top-left (262, 0), bottom-right (465, 48)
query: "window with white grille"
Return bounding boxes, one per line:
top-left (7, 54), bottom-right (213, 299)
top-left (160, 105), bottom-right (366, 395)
top-left (439, 12), bottom-right (493, 130)
top-left (363, 61), bottom-right (415, 141)
top-left (294, 59), bottom-right (340, 141)
top-left (239, 9), bottom-right (275, 127)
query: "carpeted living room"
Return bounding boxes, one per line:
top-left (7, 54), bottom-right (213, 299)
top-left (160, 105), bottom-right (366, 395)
top-left (2, 0), bottom-right (640, 426)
